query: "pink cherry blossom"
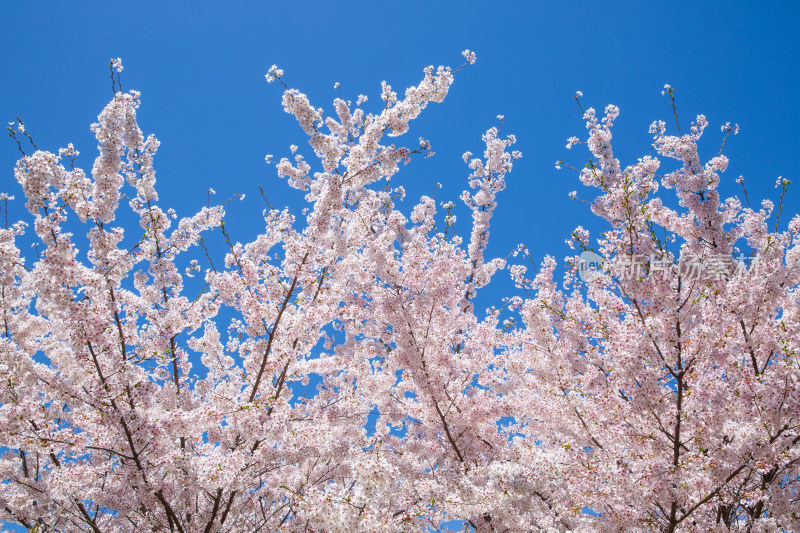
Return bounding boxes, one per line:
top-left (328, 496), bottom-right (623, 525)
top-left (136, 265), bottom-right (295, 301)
top-left (1, 55), bottom-right (798, 533)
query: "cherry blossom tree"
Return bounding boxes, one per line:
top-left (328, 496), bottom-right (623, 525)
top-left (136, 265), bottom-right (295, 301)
top-left (495, 94), bottom-right (800, 531)
top-left (1, 52), bottom-right (798, 532)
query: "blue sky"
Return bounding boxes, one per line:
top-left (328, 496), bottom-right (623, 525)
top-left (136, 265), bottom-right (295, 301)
top-left (1, 1), bottom-right (799, 529)
top-left (3, 0), bottom-right (798, 284)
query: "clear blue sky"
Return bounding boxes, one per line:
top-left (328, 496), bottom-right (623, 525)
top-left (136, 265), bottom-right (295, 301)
top-left (2, 1), bottom-right (799, 284)
top-left (2, 2), bottom-right (799, 530)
